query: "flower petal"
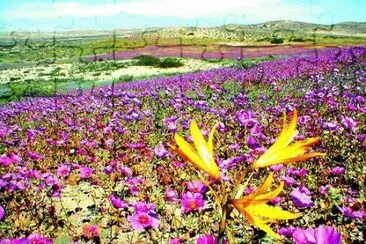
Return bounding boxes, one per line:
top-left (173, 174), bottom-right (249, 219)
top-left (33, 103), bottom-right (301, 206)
top-left (265, 109), bottom-right (297, 156)
top-left (247, 204), bottom-right (301, 220)
top-left (207, 122), bottom-right (218, 154)
top-left (174, 134), bottom-right (203, 168)
top-left (251, 215), bottom-right (282, 239)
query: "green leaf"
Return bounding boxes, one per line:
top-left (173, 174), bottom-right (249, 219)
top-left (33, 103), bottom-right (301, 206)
top-left (54, 234), bottom-right (72, 244)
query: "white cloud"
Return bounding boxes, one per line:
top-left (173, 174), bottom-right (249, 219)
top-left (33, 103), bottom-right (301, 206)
top-left (4, 0), bottom-right (325, 23)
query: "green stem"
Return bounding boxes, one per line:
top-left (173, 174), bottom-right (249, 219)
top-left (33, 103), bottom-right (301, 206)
top-left (217, 196), bottom-right (228, 244)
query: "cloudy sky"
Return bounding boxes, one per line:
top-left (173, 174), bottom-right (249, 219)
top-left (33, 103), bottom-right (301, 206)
top-left (0, 0), bottom-right (365, 31)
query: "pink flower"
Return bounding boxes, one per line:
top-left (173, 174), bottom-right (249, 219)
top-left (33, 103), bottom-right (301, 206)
top-left (169, 238), bottom-right (181, 244)
top-left (57, 165), bottom-right (71, 178)
top-left (196, 234), bottom-right (228, 244)
top-left (127, 212), bottom-right (160, 231)
top-left (164, 188), bottom-right (179, 202)
top-left (109, 194), bottom-right (128, 209)
top-left (293, 225), bottom-right (341, 244)
top-left (187, 180), bottom-right (208, 194)
top-left (181, 192), bottom-right (204, 213)
top-left (330, 167), bottom-right (345, 175)
top-left (79, 167), bottom-right (93, 179)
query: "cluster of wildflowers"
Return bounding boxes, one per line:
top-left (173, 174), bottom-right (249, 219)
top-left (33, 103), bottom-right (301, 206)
top-left (127, 202), bottom-right (161, 231)
top-left (170, 109), bottom-right (327, 240)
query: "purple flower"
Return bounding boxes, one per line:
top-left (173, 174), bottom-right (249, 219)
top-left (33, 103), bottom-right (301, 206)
top-left (133, 202), bottom-right (157, 213)
top-left (109, 194), bottom-right (128, 209)
top-left (127, 212), bottom-right (160, 231)
top-left (247, 136), bottom-right (261, 149)
top-left (164, 188), bottom-right (179, 202)
top-left (57, 165), bottom-right (71, 178)
top-left (117, 165), bottom-right (132, 176)
top-left (196, 234), bottom-right (228, 244)
top-left (79, 167), bottom-right (93, 179)
top-left (281, 176), bottom-right (297, 186)
top-left (0, 156), bottom-right (12, 167)
top-left (181, 192), bottom-right (204, 213)
top-left (27, 151), bottom-right (44, 161)
top-left (154, 143), bottom-right (169, 158)
top-left (288, 168), bottom-right (308, 177)
top-left (103, 165), bottom-right (114, 174)
top-left (323, 121), bottom-right (338, 131)
top-left (338, 206), bottom-right (365, 219)
top-left (341, 116), bottom-right (357, 132)
top-left (0, 205), bottom-right (5, 221)
top-left (319, 185), bottom-right (332, 195)
top-left (270, 164), bottom-right (284, 171)
top-left (330, 166), bottom-right (345, 175)
top-left (187, 180), bottom-right (208, 194)
top-left (236, 110), bottom-right (257, 127)
top-left (270, 196), bottom-right (283, 205)
top-left (278, 226), bottom-right (297, 238)
top-left (293, 225), bottom-right (341, 244)
top-left (45, 175), bottom-right (59, 186)
top-left (290, 186), bottom-right (314, 208)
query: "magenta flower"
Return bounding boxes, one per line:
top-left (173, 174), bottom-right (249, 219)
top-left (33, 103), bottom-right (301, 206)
top-left (127, 211), bottom-right (160, 231)
top-left (0, 156), bottom-right (12, 167)
top-left (319, 185), bottom-right (332, 195)
top-left (281, 176), bottom-right (297, 186)
top-left (133, 201), bottom-right (157, 213)
top-left (27, 151), bottom-right (44, 161)
top-left (181, 192), bottom-right (204, 213)
top-left (290, 186), bottom-right (314, 208)
top-left (0, 205), bottom-right (5, 221)
top-left (293, 225), bottom-right (341, 244)
top-left (168, 238), bottom-right (181, 244)
top-left (270, 164), bottom-right (284, 171)
top-left (330, 166), bottom-right (345, 175)
top-left (27, 233), bottom-right (53, 244)
top-left (109, 194), bottom-right (128, 209)
top-left (45, 175), bottom-right (59, 186)
top-left (196, 234), bottom-right (228, 244)
top-left (79, 167), bottom-right (93, 179)
top-left (57, 165), bottom-right (71, 178)
top-left (187, 180), bottom-right (208, 194)
top-left (278, 226), bottom-right (297, 238)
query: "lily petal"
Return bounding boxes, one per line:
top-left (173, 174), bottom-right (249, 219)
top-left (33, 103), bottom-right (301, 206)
top-left (247, 204), bottom-right (301, 220)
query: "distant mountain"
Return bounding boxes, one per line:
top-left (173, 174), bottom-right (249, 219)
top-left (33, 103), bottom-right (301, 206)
top-left (141, 20), bottom-right (366, 41)
top-left (1, 20), bottom-right (365, 42)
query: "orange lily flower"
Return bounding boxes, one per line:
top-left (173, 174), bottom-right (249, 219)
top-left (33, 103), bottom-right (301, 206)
top-left (232, 173), bottom-right (301, 239)
top-left (251, 109), bottom-right (325, 169)
top-left (170, 120), bottom-right (220, 180)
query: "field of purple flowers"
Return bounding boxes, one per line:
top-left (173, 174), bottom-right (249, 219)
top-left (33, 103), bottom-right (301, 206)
top-left (0, 47), bottom-right (365, 243)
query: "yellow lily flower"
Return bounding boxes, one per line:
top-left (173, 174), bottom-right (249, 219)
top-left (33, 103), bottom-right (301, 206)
top-left (231, 173), bottom-right (301, 239)
top-left (251, 109), bottom-right (325, 169)
top-left (170, 120), bottom-right (221, 180)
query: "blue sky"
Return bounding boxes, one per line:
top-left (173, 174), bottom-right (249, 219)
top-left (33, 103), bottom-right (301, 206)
top-left (1, 0), bottom-right (365, 31)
